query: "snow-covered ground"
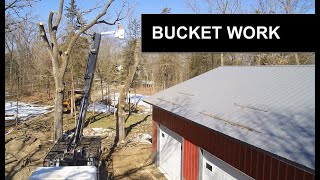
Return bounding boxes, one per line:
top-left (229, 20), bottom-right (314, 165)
top-left (127, 94), bottom-right (151, 111)
top-left (87, 93), bottom-right (151, 114)
top-left (5, 101), bottom-right (53, 121)
top-left (4, 93), bottom-right (151, 120)
top-left (87, 103), bottom-right (116, 114)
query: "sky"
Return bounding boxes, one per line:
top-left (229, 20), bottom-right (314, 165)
top-left (34, 0), bottom-right (264, 22)
top-left (35, 0), bottom-right (192, 22)
top-left (31, 0), bottom-right (314, 34)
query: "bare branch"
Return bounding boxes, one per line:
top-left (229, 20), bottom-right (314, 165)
top-left (5, 0), bottom-right (20, 11)
top-left (38, 22), bottom-right (53, 58)
top-left (206, 0), bottom-right (239, 14)
top-left (53, 0), bottom-right (64, 28)
top-left (185, 0), bottom-right (201, 14)
top-left (96, 1), bottom-right (128, 25)
top-left (48, 11), bottom-right (54, 33)
top-left (80, 4), bottom-right (106, 16)
top-left (5, 0), bottom-right (37, 11)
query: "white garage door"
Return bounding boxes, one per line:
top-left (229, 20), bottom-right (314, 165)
top-left (202, 150), bottom-right (254, 180)
top-left (159, 125), bottom-right (182, 180)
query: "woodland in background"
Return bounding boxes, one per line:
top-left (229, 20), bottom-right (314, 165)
top-left (5, 0), bottom-right (315, 99)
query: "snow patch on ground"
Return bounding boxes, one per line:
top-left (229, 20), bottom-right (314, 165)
top-left (87, 93), bottom-right (152, 114)
top-left (83, 128), bottom-right (114, 138)
top-left (128, 133), bottom-right (152, 145)
top-left (87, 103), bottom-right (116, 114)
top-left (5, 101), bottom-right (53, 121)
top-left (128, 94), bottom-right (151, 109)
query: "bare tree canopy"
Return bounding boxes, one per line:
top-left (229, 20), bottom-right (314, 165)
top-left (5, 0), bottom-right (39, 33)
top-left (185, 0), bottom-right (201, 14)
top-left (37, 0), bottom-right (129, 140)
top-left (256, 0), bottom-right (314, 14)
top-left (207, 0), bottom-right (240, 14)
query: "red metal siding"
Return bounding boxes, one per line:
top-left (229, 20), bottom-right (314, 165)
top-left (183, 138), bottom-right (199, 180)
top-left (277, 160), bottom-right (287, 180)
top-left (153, 106), bottom-right (314, 180)
top-left (256, 151), bottom-right (265, 180)
top-left (270, 157), bottom-right (279, 180)
top-left (152, 110), bottom-right (157, 162)
top-left (250, 148), bottom-right (258, 178)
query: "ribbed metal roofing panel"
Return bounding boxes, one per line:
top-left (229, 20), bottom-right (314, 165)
top-left (144, 65), bottom-right (315, 170)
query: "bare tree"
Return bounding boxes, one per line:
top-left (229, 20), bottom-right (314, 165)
top-left (185, 0), bottom-right (201, 14)
top-left (255, 0), bottom-right (279, 13)
top-left (256, 0), bottom-right (313, 14)
top-left (206, 0), bottom-right (240, 67)
top-left (38, 0), bottom-right (128, 141)
top-left (206, 0), bottom-right (240, 14)
top-left (280, 0), bottom-right (314, 14)
top-left (117, 39), bottom-right (141, 142)
top-left (5, 0), bottom-right (39, 33)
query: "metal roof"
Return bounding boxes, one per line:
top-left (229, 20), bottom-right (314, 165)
top-left (144, 65), bottom-right (315, 170)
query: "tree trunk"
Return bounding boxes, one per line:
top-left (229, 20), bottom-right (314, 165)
top-left (117, 40), bottom-right (141, 142)
top-left (100, 79), bottom-right (104, 100)
top-left (128, 90), bottom-right (131, 115)
top-left (221, 53), bottom-right (224, 66)
top-left (211, 53), bottom-right (214, 69)
top-left (70, 59), bottom-right (75, 117)
top-left (37, 0), bottom-right (125, 142)
top-left (295, 53), bottom-right (300, 65)
top-left (113, 92), bottom-right (116, 118)
top-left (53, 78), bottom-right (64, 141)
top-left (16, 76), bottom-right (19, 126)
top-left (107, 84), bottom-right (110, 112)
top-left (134, 87), bottom-right (137, 110)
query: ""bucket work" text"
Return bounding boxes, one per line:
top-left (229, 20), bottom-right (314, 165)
top-left (152, 26), bottom-right (280, 40)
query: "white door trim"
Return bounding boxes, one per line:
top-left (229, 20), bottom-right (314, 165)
top-left (201, 149), bottom-right (254, 180)
top-left (159, 124), bottom-right (182, 180)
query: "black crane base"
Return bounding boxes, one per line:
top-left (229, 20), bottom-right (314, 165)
top-left (43, 136), bottom-right (101, 167)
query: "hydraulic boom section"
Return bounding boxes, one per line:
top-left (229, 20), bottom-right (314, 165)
top-left (73, 33), bottom-right (101, 146)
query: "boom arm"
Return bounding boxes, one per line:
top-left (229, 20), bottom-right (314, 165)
top-left (73, 33), bottom-right (102, 146)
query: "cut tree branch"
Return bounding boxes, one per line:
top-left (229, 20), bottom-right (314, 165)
top-left (38, 22), bottom-right (53, 57)
top-left (48, 11), bottom-right (54, 33)
top-left (54, 0), bottom-right (64, 28)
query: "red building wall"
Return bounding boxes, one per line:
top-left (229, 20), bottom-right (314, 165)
top-left (183, 138), bottom-right (199, 180)
top-left (152, 106), bottom-right (314, 180)
top-left (152, 113), bottom-right (157, 163)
